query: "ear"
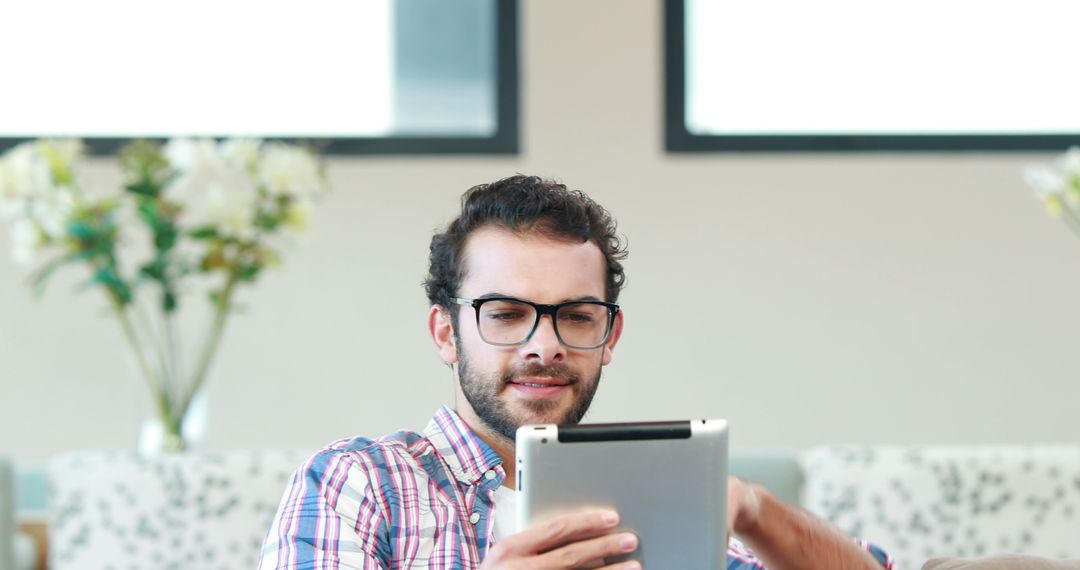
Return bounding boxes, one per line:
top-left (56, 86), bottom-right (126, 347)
top-left (600, 309), bottom-right (624, 366)
top-left (428, 305), bottom-right (459, 365)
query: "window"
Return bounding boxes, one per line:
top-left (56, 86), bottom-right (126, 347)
top-left (0, 0), bottom-right (518, 155)
top-left (666, 0), bottom-right (1080, 151)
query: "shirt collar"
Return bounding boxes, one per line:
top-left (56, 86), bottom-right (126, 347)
top-left (425, 405), bottom-right (504, 485)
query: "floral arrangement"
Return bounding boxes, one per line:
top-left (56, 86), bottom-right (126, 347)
top-left (1025, 147), bottom-right (1080, 238)
top-left (0, 138), bottom-right (327, 451)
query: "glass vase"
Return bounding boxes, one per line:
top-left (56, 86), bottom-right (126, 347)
top-left (137, 389), bottom-right (209, 454)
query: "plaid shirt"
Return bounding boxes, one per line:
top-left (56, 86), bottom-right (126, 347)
top-left (260, 406), bottom-right (894, 569)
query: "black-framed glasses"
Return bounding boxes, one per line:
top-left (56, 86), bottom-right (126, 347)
top-left (451, 296), bottom-right (620, 349)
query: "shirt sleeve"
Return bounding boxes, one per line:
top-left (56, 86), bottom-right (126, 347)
top-left (259, 449), bottom-right (388, 570)
top-left (855, 538), bottom-right (896, 570)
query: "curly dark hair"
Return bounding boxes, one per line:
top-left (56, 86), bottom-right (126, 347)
top-left (424, 175), bottom-right (628, 312)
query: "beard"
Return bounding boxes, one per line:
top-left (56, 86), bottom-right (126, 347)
top-left (456, 338), bottom-right (602, 442)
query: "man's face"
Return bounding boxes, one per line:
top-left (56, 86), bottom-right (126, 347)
top-left (437, 226), bottom-right (622, 443)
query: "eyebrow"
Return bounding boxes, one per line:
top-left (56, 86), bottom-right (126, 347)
top-left (476, 292), bottom-right (605, 304)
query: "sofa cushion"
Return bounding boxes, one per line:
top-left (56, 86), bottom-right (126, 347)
top-left (49, 450), bottom-right (310, 570)
top-left (923, 554), bottom-right (1080, 569)
top-left (802, 446), bottom-right (1080, 570)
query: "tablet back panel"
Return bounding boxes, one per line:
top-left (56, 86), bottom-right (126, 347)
top-left (516, 419), bottom-right (728, 568)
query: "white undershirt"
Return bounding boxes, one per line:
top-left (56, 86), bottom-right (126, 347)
top-left (492, 484), bottom-right (519, 540)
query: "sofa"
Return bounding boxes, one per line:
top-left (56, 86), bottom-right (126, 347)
top-left (4, 446), bottom-right (1078, 569)
top-left (1, 456), bottom-right (15, 570)
top-left (802, 446), bottom-right (1080, 568)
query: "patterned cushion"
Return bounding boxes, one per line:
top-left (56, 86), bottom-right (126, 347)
top-left (802, 446), bottom-right (1080, 570)
top-left (48, 450), bottom-right (309, 570)
top-left (923, 554), bottom-right (1080, 569)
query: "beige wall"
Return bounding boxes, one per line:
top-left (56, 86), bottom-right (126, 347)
top-left (2, 0), bottom-right (1079, 463)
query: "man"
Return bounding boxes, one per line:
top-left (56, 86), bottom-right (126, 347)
top-left (260, 175), bottom-right (893, 569)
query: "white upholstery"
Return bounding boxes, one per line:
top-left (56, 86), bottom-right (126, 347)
top-left (44, 445), bottom-right (1080, 569)
top-left (802, 446), bottom-right (1080, 570)
top-left (48, 449), bottom-right (309, 570)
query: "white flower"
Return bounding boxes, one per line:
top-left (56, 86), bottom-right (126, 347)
top-left (162, 138), bottom-right (199, 172)
top-left (10, 218), bottom-right (42, 265)
top-left (163, 139), bottom-right (258, 238)
top-left (1, 141), bottom-right (79, 235)
top-left (0, 161), bottom-right (22, 219)
top-left (28, 187), bottom-right (76, 239)
top-left (1024, 164), bottom-right (1067, 199)
top-left (219, 138), bottom-right (262, 173)
top-left (37, 139), bottom-right (84, 186)
top-left (1057, 146), bottom-right (1080, 177)
top-left (284, 199), bottom-right (313, 233)
top-left (39, 139), bottom-right (83, 164)
top-left (1, 142), bottom-right (53, 202)
top-left (201, 179), bottom-right (258, 239)
top-left (257, 144), bottom-right (326, 199)
top-left (162, 140), bottom-right (213, 207)
top-left (1066, 190), bottom-right (1080, 210)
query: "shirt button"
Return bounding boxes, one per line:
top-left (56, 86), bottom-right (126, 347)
top-left (469, 512), bottom-right (481, 524)
top-left (484, 470), bottom-right (496, 480)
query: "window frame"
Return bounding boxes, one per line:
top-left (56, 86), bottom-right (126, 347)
top-left (664, 0), bottom-right (1080, 153)
top-left (0, 0), bottom-right (519, 156)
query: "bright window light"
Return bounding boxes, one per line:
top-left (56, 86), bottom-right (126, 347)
top-left (686, 0), bottom-right (1080, 135)
top-left (1, 0), bottom-right (393, 137)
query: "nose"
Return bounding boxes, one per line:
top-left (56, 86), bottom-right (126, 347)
top-left (518, 314), bottom-right (566, 364)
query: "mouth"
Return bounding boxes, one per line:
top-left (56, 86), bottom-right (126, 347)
top-left (507, 376), bottom-right (572, 399)
top-left (510, 376), bottom-right (570, 387)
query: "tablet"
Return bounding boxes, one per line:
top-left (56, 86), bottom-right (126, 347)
top-left (515, 419), bottom-right (729, 568)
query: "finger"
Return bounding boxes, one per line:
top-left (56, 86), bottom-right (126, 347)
top-left (726, 476), bottom-right (741, 536)
top-left (503, 510), bottom-right (621, 555)
top-left (572, 557), bottom-right (641, 570)
top-left (595, 562), bottom-right (641, 570)
top-left (726, 476), bottom-right (762, 537)
top-left (534, 531), bottom-right (638, 570)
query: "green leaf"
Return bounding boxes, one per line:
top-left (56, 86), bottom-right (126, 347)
top-left (189, 227), bottom-right (219, 240)
top-left (136, 200), bottom-right (178, 252)
top-left (162, 289), bottom-right (178, 313)
top-left (91, 265), bottom-right (133, 305)
top-left (137, 200), bottom-right (159, 227)
top-left (255, 212), bottom-right (280, 231)
top-left (156, 224), bottom-right (178, 251)
top-left (66, 249), bottom-right (99, 263)
top-left (139, 259), bottom-right (165, 281)
top-left (236, 264), bottom-right (262, 282)
top-left (119, 140), bottom-right (171, 191)
top-left (126, 179), bottom-right (160, 198)
top-left (67, 221), bottom-right (98, 240)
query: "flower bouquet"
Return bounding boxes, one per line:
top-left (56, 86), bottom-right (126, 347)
top-left (0, 138), bottom-right (327, 451)
top-left (1025, 147), bottom-right (1080, 238)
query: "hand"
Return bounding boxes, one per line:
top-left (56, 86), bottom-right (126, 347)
top-left (481, 510), bottom-right (641, 570)
top-left (722, 477), bottom-right (884, 570)
top-left (726, 476), bottom-right (763, 542)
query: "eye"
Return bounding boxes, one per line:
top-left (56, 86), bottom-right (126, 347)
top-left (481, 300), bottom-right (533, 322)
top-left (559, 312), bottom-right (595, 323)
top-left (485, 310), bottom-right (527, 322)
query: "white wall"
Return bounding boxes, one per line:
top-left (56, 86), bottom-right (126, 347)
top-left (2, 0), bottom-right (1079, 463)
